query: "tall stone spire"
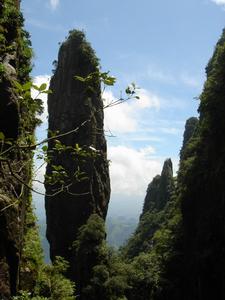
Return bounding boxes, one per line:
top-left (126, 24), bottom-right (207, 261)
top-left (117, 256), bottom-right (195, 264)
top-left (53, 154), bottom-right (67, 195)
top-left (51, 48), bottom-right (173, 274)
top-left (45, 30), bottom-right (110, 280)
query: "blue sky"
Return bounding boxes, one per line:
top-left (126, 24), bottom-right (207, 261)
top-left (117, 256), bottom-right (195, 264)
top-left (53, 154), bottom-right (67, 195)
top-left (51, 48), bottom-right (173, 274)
top-left (22, 0), bottom-right (225, 218)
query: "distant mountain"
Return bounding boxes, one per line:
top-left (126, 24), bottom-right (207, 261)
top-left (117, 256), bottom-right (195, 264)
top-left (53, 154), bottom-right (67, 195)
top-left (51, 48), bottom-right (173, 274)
top-left (37, 214), bottom-right (138, 261)
top-left (37, 217), bottom-right (50, 264)
top-left (106, 216), bottom-right (138, 248)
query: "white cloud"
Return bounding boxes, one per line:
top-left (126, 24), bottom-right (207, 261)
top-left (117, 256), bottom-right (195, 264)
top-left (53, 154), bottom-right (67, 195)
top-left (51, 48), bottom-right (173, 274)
top-left (32, 75), bottom-right (51, 123)
top-left (160, 127), bottom-right (181, 135)
top-left (180, 73), bottom-right (201, 88)
top-left (33, 144), bottom-right (162, 198)
top-left (30, 75), bottom-right (179, 201)
top-left (103, 91), bottom-right (137, 133)
top-left (128, 136), bottom-right (163, 142)
top-left (50, 0), bottom-right (59, 10)
top-left (211, 0), bottom-right (225, 5)
top-left (135, 89), bottom-right (160, 109)
top-left (147, 65), bottom-right (176, 84)
top-left (33, 145), bottom-right (161, 197)
top-left (139, 146), bottom-right (156, 156)
top-left (108, 145), bottom-right (162, 196)
top-left (27, 19), bottom-right (64, 32)
top-left (145, 64), bottom-right (203, 89)
top-left (159, 96), bottom-right (188, 110)
top-left (103, 89), bottom-right (160, 134)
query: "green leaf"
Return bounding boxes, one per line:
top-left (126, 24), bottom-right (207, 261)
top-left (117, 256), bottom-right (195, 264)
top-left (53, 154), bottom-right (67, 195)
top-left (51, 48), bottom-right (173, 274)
top-left (42, 89), bottom-right (53, 94)
top-left (75, 143), bottom-right (81, 150)
top-left (0, 132), bottom-right (5, 140)
top-left (42, 145), bottom-right (48, 152)
top-left (22, 81), bottom-right (32, 91)
top-left (52, 165), bottom-right (65, 171)
top-left (13, 81), bottom-right (23, 91)
top-left (23, 90), bottom-right (31, 99)
top-left (125, 87), bottom-right (131, 94)
top-left (32, 84), bottom-right (40, 91)
top-left (74, 75), bottom-right (86, 82)
top-left (103, 76), bottom-right (116, 86)
top-left (39, 83), bottom-right (47, 91)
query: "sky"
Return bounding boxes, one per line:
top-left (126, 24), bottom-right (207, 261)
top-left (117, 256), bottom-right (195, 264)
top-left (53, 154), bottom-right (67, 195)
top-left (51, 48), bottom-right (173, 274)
top-left (21, 0), bottom-right (225, 219)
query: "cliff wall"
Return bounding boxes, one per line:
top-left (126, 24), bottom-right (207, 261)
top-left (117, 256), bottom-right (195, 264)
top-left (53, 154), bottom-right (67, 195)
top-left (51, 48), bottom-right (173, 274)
top-left (179, 29), bottom-right (225, 300)
top-left (123, 159), bottom-right (175, 259)
top-left (0, 1), bottom-right (42, 298)
top-left (45, 30), bottom-right (110, 281)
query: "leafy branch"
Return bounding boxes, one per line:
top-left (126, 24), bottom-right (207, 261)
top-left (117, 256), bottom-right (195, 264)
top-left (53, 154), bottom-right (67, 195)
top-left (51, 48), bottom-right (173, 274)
top-left (0, 71), bottom-right (140, 212)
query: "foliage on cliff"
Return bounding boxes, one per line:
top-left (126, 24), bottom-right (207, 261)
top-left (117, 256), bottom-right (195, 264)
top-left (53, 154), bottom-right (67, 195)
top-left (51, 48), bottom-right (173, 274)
top-left (176, 28), bottom-right (225, 300)
top-left (2, 2), bottom-right (225, 299)
top-left (45, 29), bottom-right (111, 288)
top-left (144, 28), bottom-right (225, 300)
top-left (0, 2), bottom-right (74, 299)
top-left (122, 159), bottom-right (175, 259)
top-left (119, 115), bottom-right (199, 300)
top-left (123, 28), bottom-right (225, 300)
top-left (0, 0), bottom-right (42, 297)
top-left (73, 214), bottom-right (130, 300)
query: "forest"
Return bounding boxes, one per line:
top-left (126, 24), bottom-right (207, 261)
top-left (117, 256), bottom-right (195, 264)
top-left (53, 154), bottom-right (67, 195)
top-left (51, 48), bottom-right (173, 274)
top-left (1, 0), bottom-right (225, 299)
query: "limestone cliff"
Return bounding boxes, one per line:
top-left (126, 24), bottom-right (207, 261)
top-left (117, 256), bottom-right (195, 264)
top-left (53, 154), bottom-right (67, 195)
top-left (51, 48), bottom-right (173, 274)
top-left (123, 159), bottom-right (175, 259)
top-left (45, 30), bottom-right (110, 281)
top-left (179, 29), bottom-right (225, 300)
top-left (0, 1), bottom-right (42, 297)
top-left (142, 158), bottom-right (174, 215)
top-left (180, 117), bottom-right (199, 160)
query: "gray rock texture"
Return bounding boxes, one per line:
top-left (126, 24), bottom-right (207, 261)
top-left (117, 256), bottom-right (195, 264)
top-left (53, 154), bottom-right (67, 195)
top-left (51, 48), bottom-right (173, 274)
top-left (0, 1), bottom-right (36, 297)
top-left (142, 158), bottom-right (174, 215)
top-left (45, 30), bottom-right (110, 280)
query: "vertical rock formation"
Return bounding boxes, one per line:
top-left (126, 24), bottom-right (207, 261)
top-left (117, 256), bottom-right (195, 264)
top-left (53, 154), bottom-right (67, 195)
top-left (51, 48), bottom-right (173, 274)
top-left (123, 159), bottom-right (175, 258)
top-left (179, 29), bottom-right (225, 300)
top-left (147, 118), bottom-right (200, 300)
top-left (142, 158), bottom-right (174, 215)
top-left (0, 2), bottom-right (24, 297)
top-left (0, 1), bottom-right (41, 298)
top-left (180, 117), bottom-right (198, 160)
top-left (152, 30), bottom-right (225, 300)
top-left (45, 30), bottom-right (110, 281)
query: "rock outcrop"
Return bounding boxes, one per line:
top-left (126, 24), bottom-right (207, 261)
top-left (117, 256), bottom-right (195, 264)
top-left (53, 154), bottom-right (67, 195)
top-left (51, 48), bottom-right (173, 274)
top-left (149, 31), bottom-right (225, 300)
top-left (45, 30), bottom-right (110, 281)
top-left (180, 117), bottom-right (199, 160)
top-left (142, 158), bottom-right (174, 215)
top-left (0, 1), bottom-right (41, 297)
top-left (123, 159), bottom-right (175, 258)
top-left (179, 29), bottom-right (225, 300)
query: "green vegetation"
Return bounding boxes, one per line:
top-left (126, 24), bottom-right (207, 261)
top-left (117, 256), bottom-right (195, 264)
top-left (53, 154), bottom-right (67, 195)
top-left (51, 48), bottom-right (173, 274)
top-left (1, 1), bottom-right (225, 299)
top-left (122, 159), bottom-right (175, 259)
top-left (73, 214), bottom-right (129, 300)
top-left (14, 257), bottom-right (75, 300)
top-left (0, 2), bottom-right (74, 299)
top-left (0, 1), bottom-right (42, 297)
top-left (175, 28), bottom-right (225, 299)
top-left (20, 202), bottom-right (44, 291)
top-left (106, 216), bottom-right (137, 248)
top-left (120, 29), bottom-right (225, 300)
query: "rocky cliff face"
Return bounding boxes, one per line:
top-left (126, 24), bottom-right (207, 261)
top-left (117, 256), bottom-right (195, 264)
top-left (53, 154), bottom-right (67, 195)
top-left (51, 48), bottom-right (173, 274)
top-left (142, 158), bottom-right (174, 215)
top-left (179, 29), bottom-right (225, 300)
top-left (0, 1), bottom-right (41, 298)
top-left (123, 159), bottom-right (175, 258)
top-left (45, 30), bottom-right (110, 281)
top-left (151, 31), bottom-right (225, 300)
top-left (180, 117), bottom-right (199, 160)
